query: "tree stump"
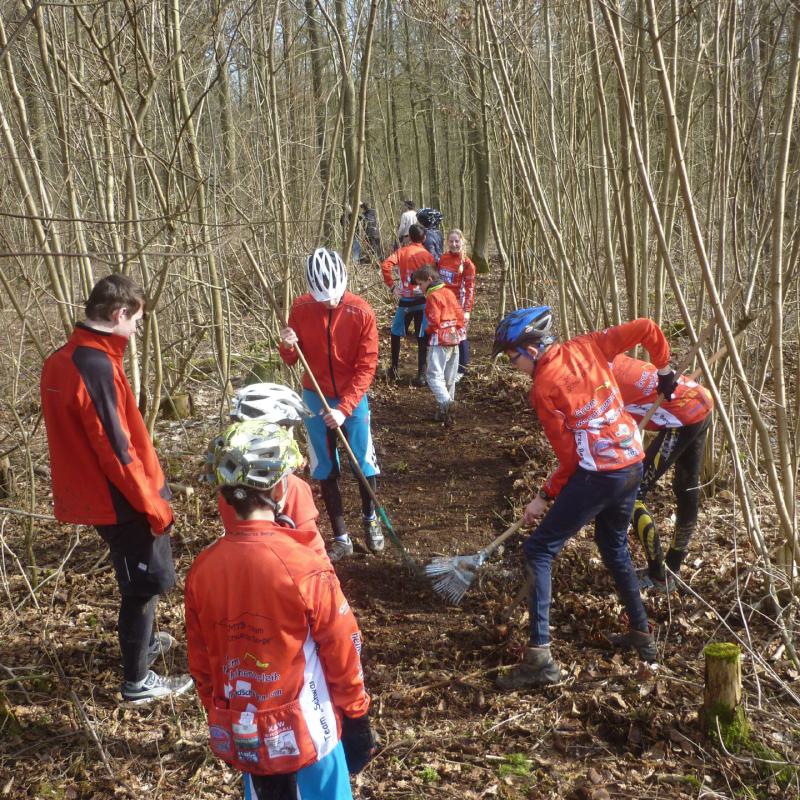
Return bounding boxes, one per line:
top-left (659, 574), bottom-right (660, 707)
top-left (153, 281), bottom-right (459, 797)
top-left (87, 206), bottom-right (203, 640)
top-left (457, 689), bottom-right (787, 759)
top-left (703, 642), bottom-right (749, 750)
top-left (0, 456), bottom-right (16, 499)
top-left (159, 393), bottom-right (193, 420)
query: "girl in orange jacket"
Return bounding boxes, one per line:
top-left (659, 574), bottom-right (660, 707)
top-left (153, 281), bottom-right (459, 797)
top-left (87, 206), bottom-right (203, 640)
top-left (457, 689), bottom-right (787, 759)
top-left (437, 229), bottom-right (476, 378)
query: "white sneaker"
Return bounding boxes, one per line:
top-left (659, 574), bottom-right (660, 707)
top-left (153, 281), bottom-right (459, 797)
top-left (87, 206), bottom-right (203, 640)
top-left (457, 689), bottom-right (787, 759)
top-left (122, 670), bottom-right (194, 704)
top-left (327, 538), bottom-right (354, 563)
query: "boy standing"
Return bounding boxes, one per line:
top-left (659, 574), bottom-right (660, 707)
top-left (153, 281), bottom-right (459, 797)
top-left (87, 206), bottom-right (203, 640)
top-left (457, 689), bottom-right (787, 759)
top-left (40, 274), bottom-right (192, 703)
top-left (417, 208), bottom-right (444, 263)
top-left (411, 266), bottom-right (466, 423)
top-left (493, 307), bottom-right (678, 688)
top-left (188, 421), bottom-right (377, 798)
top-left (279, 249), bottom-right (384, 562)
top-left (380, 224), bottom-right (436, 385)
top-left (612, 354), bottom-right (713, 589)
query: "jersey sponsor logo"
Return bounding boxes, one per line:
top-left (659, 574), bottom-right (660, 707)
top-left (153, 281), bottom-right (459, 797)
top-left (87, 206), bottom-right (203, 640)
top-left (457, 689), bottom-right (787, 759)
top-left (265, 722), bottom-right (301, 758)
top-left (209, 725), bottom-right (232, 755)
top-left (216, 613), bottom-right (274, 646)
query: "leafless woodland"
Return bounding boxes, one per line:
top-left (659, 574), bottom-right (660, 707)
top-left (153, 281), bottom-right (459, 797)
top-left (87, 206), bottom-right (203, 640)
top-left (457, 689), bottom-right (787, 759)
top-left (0, 1), bottom-right (799, 797)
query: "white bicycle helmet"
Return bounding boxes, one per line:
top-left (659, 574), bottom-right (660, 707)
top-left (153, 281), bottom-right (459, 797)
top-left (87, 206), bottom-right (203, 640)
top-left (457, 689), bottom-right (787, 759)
top-left (306, 248), bottom-right (347, 304)
top-left (230, 383), bottom-right (310, 426)
top-left (206, 420), bottom-right (303, 490)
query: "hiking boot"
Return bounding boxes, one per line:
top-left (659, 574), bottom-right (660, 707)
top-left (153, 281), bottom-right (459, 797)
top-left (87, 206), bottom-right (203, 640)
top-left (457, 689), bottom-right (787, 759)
top-left (384, 366), bottom-right (399, 383)
top-left (444, 401), bottom-right (455, 427)
top-left (609, 628), bottom-right (658, 663)
top-left (146, 631), bottom-right (177, 667)
top-left (496, 646), bottom-right (561, 690)
top-left (434, 402), bottom-right (449, 422)
top-left (411, 372), bottom-right (427, 387)
top-left (327, 538), bottom-right (354, 563)
top-left (122, 670), bottom-right (194, 705)
top-left (363, 517), bottom-right (384, 553)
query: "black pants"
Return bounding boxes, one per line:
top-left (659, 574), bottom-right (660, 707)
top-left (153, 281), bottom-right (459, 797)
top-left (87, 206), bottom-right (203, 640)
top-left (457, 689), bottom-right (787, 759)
top-left (632, 416), bottom-right (710, 580)
top-left (95, 516), bottom-right (176, 682)
top-left (320, 475), bottom-right (377, 538)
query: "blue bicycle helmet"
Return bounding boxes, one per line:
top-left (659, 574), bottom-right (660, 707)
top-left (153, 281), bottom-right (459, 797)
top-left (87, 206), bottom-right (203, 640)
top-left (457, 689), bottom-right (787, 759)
top-left (492, 306), bottom-right (555, 358)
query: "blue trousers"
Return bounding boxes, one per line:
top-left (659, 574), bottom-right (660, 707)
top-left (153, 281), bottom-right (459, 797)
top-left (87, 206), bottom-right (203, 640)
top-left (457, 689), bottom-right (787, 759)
top-left (523, 464), bottom-right (647, 646)
top-left (243, 741), bottom-right (352, 799)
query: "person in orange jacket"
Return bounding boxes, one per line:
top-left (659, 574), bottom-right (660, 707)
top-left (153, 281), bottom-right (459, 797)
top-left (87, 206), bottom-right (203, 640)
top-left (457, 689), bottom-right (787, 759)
top-left (380, 224), bottom-right (437, 385)
top-left (279, 249), bottom-right (383, 563)
top-left (188, 420), bottom-right (377, 799)
top-left (410, 266), bottom-right (466, 423)
top-left (493, 307), bottom-right (679, 689)
top-left (40, 274), bottom-right (193, 704)
top-left (612, 354), bottom-right (714, 590)
top-left (437, 229), bottom-right (476, 380)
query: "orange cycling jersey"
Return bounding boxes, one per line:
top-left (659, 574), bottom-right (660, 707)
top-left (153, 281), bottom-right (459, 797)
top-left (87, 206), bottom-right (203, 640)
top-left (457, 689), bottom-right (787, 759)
top-left (424, 283), bottom-right (466, 346)
top-left (217, 474), bottom-right (326, 560)
top-left (437, 252), bottom-right (476, 312)
top-left (380, 243), bottom-right (436, 301)
top-left (185, 520), bottom-right (369, 776)
top-left (532, 319), bottom-right (670, 498)
top-left (612, 354), bottom-right (713, 430)
top-left (279, 291), bottom-right (378, 416)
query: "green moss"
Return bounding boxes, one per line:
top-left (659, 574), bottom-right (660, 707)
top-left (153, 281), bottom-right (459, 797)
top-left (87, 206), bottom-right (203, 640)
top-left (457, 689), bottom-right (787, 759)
top-left (750, 741), bottom-right (797, 790)
top-left (497, 753), bottom-right (532, 779)
top-left (418, 765), bottom-right (440, 783)
top-left (704, 642), bottom-right (741, 662)
top-left (706, 702), bottom-right (750, 752)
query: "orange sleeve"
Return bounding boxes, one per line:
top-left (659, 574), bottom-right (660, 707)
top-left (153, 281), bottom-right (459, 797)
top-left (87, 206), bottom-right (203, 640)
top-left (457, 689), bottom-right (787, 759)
top-left (588, 319), bottom-right (670, 369)
top-left (75, 371), bottom-right (173, 533)
top-left (462, 258), bottom-right (476, 312)
top-left (184, 573), bottom-right (213, 711)
top-left (338, 307), bottom-right (378, 416)
top-left (380, 252), bottom-right (400, 289)
top-left (278, 303), bottom-right (301, 367)
top-left (532, 385), bottom-right (580, 498)
top-left (302, 570), bottom-right (370, 718)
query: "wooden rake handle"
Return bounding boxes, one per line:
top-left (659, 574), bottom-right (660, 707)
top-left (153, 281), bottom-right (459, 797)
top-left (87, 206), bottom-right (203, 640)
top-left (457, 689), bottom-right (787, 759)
top-left (479, 518), bottom-right (527, 560)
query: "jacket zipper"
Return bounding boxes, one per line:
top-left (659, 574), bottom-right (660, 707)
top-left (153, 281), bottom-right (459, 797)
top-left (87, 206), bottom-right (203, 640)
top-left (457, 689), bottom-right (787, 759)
top-left (327, 309), bottom-right (338, 398)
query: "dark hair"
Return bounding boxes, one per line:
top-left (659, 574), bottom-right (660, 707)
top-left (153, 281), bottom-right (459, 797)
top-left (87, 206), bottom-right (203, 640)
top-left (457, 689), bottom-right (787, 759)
top-left (219, 485), bottom-right (274, 518)
top-left (411, 265), bottom-right (440, 285)
top-left (85, 274), bottom-right (146, 322)
top-left (403, 199), bottom-right (415, 210)
top-left (409, 224), bottom-right (426, 243)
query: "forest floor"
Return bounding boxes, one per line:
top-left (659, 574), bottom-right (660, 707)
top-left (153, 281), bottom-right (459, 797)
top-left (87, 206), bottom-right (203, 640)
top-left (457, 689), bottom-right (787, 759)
top-left (1, 271), bottom-right (799, 799)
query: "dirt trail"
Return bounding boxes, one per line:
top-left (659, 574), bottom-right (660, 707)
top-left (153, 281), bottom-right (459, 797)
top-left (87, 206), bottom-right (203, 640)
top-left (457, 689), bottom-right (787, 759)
top-left (2, 276), bottom-right (795, 799)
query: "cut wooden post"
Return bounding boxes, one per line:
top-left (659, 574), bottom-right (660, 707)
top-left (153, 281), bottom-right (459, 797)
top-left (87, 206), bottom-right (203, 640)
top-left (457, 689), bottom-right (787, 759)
top-left (159, 393), bottom-right (193, 420)
top-left (0, 456), bottom-right (16, 499)
top-left (703, 642), bottom-right (749, 750)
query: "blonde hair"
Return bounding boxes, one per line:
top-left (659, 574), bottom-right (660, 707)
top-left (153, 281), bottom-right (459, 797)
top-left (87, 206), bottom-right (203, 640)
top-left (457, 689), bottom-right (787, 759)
top-left (447, 229), bottom-right (467, 255)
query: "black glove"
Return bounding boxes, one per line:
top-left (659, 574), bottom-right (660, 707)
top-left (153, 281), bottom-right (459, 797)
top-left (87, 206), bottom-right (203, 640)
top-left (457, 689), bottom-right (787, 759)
top-left (656, 368), bottom-right (678, 400)
top-left (341, 714), bottom-right (377, 774)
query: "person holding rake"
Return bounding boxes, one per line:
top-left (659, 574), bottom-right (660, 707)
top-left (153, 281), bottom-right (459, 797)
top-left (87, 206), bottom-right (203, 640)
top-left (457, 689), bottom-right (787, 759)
top-left (279, 248), bottom-right (384, 562)
top-left (493, 307), bottom-right (678, 689)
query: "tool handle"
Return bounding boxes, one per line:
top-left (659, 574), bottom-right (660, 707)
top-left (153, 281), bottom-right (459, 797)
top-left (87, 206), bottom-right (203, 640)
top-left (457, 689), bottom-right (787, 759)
top-left (479, 518), bottom-right (526, 559)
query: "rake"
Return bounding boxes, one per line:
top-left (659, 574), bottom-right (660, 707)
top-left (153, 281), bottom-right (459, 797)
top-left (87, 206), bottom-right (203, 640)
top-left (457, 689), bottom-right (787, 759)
top-left (424, 519), bottom-right (526, 604)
